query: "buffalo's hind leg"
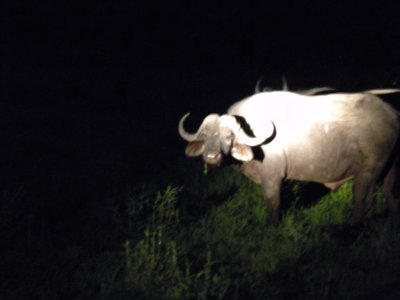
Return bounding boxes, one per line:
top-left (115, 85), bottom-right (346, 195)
top-left (351, 174), bottom-right (376, 226)
top-left (382, 162), bottom-right (400, 227)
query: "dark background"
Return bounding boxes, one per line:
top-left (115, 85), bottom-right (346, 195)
top-left (1, 0), bottom-right (400, 297)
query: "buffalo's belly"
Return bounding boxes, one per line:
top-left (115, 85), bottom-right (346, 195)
top-left (282, 139), bottom-right (358, 183)
top-left (286, 156), bottom-right (354, 184)
top-left (323, 178), bottom-right (353, 190)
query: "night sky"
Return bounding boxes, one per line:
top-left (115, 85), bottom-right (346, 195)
top-left (2, 1), bottom-right (400, 229)
top-left (2, 0), bottom-right (400, 297)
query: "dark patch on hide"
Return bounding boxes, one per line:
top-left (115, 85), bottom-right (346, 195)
top-left (233, 115), bottom-right (256, 137)
top-left (251, 146), bottom-right (265, 161)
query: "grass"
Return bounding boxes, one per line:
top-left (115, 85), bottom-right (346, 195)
top-left (123, 168), bottom-right (400, 299)
top-left (2, 165), bottom-right (400, 299)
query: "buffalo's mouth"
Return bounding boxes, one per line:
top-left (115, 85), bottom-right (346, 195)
top-left (203, 151), bottom-right (222, 166)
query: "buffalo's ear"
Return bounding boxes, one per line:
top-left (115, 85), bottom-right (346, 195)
top-left (185, 141), bottom-right (205, 157)
top-left (231, 144), bottom-right (253, 161)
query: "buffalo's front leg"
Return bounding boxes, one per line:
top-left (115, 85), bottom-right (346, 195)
top-left (241, 160), bottom-right (284, 225)
top-left (262, 177), bottom-right (282, 225)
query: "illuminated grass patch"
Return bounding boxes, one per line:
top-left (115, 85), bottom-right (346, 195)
top-left (123, 172), bottom-right (400, 299)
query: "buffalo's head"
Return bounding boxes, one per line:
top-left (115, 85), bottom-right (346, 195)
top-left (178, 113), bottom-right (273, 165)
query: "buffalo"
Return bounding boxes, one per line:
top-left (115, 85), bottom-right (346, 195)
top-left (178, 89), bottom-right (400, 225)
top-left (254, 76), bottom-right (334, 96)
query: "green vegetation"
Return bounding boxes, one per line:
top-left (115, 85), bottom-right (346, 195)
top-left (122, 169), bottom-right (400, 299)
top-left (2, 167), bottom-right (400, 299)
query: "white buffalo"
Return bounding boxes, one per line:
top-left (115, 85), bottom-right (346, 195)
top-left (178, 89), bottom-right (400, 225)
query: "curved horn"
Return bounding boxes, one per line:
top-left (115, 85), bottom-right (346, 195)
top-left (254, 78), bottom-right (262, 93)
top-left (300, 87), bottom-right (334, 95)
top-left (363, 89), bottom-right (400, 95)
top-left (238, 122), bottom-right (274, 146)
top-left (178, 113), bottom-right (198, 142)
top-left (219, 115), bottom-right (274, 147)
top-left (178, 113), bottom-right (221, 142)
top-left (282, 75), bottom-right (288, 91)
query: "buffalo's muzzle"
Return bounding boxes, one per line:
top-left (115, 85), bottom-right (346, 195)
top-left (204, 152), bottom-right (222, 166)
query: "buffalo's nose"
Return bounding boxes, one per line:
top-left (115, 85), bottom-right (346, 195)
top-left (204, 152), bottom-right (222, 165)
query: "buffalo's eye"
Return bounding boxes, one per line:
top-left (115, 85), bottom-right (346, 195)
top-left (224, 132), bottom-right (234, 141)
